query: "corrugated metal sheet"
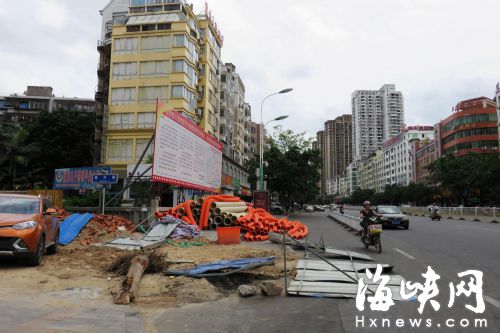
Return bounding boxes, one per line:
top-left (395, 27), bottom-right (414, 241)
top-left (324, 247), bottom-right (373, 261)
top-left (104, 220), bottom-right (180, 250)
top-left (58, 213), bottom-right (94, 245)
top-left (295, 270), bottom-right (403, 285)
top-left (287, 281), bottom-right (404, 301)
top-left (296, 259), bottom-right (393, 273)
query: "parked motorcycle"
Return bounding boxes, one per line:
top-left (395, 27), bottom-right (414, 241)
top-left (360, 217), bottom-right (382, 253)
top-left (339, 205), bottom-right (344, 215)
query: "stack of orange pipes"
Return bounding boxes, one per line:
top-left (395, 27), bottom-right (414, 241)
top-left (154, 195), bottom-right (308, 240)
top-left (236, 207), bottom-right (308, 241)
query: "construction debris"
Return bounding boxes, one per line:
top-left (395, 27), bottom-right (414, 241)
top-left (166, 257), bottom-right (278, 278)
top-left (269, 232), bottom-right (373, 261)
top-left (105, 219), bottom-right (180, 250)
top-left (58, 213), bottom-right (94, 245)
top-left (260, 281), bottom-right (283, 296)
top-left (238, 285), bottom-right (258, 297)
top-left (158, 215), bottom-right (202, 239)
top-left (156, 195), bottom-right (309, 241)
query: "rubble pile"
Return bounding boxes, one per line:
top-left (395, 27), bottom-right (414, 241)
top-left (78, 214), bottom-right (136, 245)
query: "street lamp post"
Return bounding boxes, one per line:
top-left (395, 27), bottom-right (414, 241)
top-left (259, 88), bottom-right (293, 191)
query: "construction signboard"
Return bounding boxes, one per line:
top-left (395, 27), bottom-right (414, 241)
top-left (152, 100), bottom-right (222, 192)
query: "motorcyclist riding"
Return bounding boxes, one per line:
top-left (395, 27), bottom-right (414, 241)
top-left (429, 202), bottom-right (440, 220)
top-left (358, 200), bottom-right (382, 235)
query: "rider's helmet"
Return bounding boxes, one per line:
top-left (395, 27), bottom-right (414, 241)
top-left (363, 200), bottom-right (371, 207)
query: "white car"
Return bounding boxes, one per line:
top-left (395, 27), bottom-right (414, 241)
top-left (305, 205), bottom-right (314, 212)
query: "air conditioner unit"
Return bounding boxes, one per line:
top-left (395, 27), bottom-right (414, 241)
top-left (216, 69), bottom-right (220, 75)
top-left (198, 38), bottom-right (203, 45)
top-left (197, 85), bottom-right (203, 94)
top-left (196, 108), bottom-right (203, 118)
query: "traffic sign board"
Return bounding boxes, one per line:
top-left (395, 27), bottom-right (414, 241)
top-left (92, 174), bottom-right (118, 184)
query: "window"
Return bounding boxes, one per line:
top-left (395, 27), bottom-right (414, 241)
top-left (187, 39), bottom-right (198, 63)
top-left (108, 139), bottom-right (133, 161)
top-left (114, 38), bottom-right (138, 55)
top-left (146, 5), bottom-right (162, 12)
top-left (186, 64), bottom-right (196, 87)
top-left (135, 138), bottom-right (153, 161)
top-left (126, 25), bottom-right (141, 32)
top-left (111, 88), bottom-right (136, 105)
top-left (172, 59), bottom-right (187, 73)
top-left (139, 86), bottom-right (168, 104)
top-left (141, 36), bottom-right (169, 52)
top-left (172, 85), bottom-right (184, 98)
top-left (109, 113), bottom-right (134, 129)
top-left (142, 24), bottom-right (156, 31)
top-left (112, 62), bottom-right (137, 80)
top-left (140, 60), bottom-right (168, 78)
top-left (137, 112), bottom-right (155, 129)
top-left (157, 23), bottom-right (171, 30)
top-left (130, 0), bottom-right (176, 6)
top-left (173, 34), bottom-right (187, 47)
top-left (171, 86), bottom-right (196, 112)
top-left (164, 4), bottom-right (180, 11)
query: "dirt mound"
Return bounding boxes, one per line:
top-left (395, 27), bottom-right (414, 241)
top-left (166, 276), bottom-right (222, 303)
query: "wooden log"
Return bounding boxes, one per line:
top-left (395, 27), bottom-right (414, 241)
top-left (114, 255), bottom-right (149, 305)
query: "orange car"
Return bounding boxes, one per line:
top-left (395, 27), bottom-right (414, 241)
top-left (0, 194), bottom-right (60, 266)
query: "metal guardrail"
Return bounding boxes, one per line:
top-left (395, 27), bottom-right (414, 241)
top-left (402, 206), bottom-right (498, 219)
top-left (347, 205), bottom-right (498, 219)
top-left (328, 212), bottom-right (360, 230)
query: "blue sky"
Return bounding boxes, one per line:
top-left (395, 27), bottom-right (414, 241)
top-left (0, 0), bottom-right (498, 137)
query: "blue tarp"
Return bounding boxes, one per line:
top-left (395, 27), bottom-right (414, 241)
top-left (58, 213), bottom-right (94, 245)
top-left (166, 257), bottom-right (278, 277)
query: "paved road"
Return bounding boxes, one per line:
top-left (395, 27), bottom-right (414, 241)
top-left (0, 287), bottom-right (144, 333)
top-left (299, 209), bottom-right (500, 332)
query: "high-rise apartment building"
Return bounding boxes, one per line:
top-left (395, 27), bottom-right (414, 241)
top-left (315, 130), bottom-right (326, 194)
top-left (219, 63), bottom-right (252, 165)
top-left (324, 115), bottom-right (352, 180)
top-left (219, 63), bottom-right (252, 196)
top-left (352, 84), bottom-right (404, 161)
top-left (98, 0), bottom-right (223, 175)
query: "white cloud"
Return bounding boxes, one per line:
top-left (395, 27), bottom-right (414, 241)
top-left (34, 0), bottom-right (68, 29)
top-left (0, 0), bottom-right (498, 136)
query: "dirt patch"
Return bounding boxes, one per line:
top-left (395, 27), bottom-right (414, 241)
top-left (206, 272), bottom-right (271, 293)
top-left (166, 276), bottom-right (223, 304)
top-left (0, 237), bottom-right (292, 312)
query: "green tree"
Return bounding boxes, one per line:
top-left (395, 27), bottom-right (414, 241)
top-left (263, 128), bottom-right (321, 210)
top-left (25, 110), bottom-right (96, 187)
top-left (427, 153), bottom-right (500, 205)
top-left (0, 126), bottom-right (40, 190)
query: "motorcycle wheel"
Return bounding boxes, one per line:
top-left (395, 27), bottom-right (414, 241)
top-left (362, 233), bottom-right (369, 248)
top-left (374, 235), bottom-right (382, 253)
